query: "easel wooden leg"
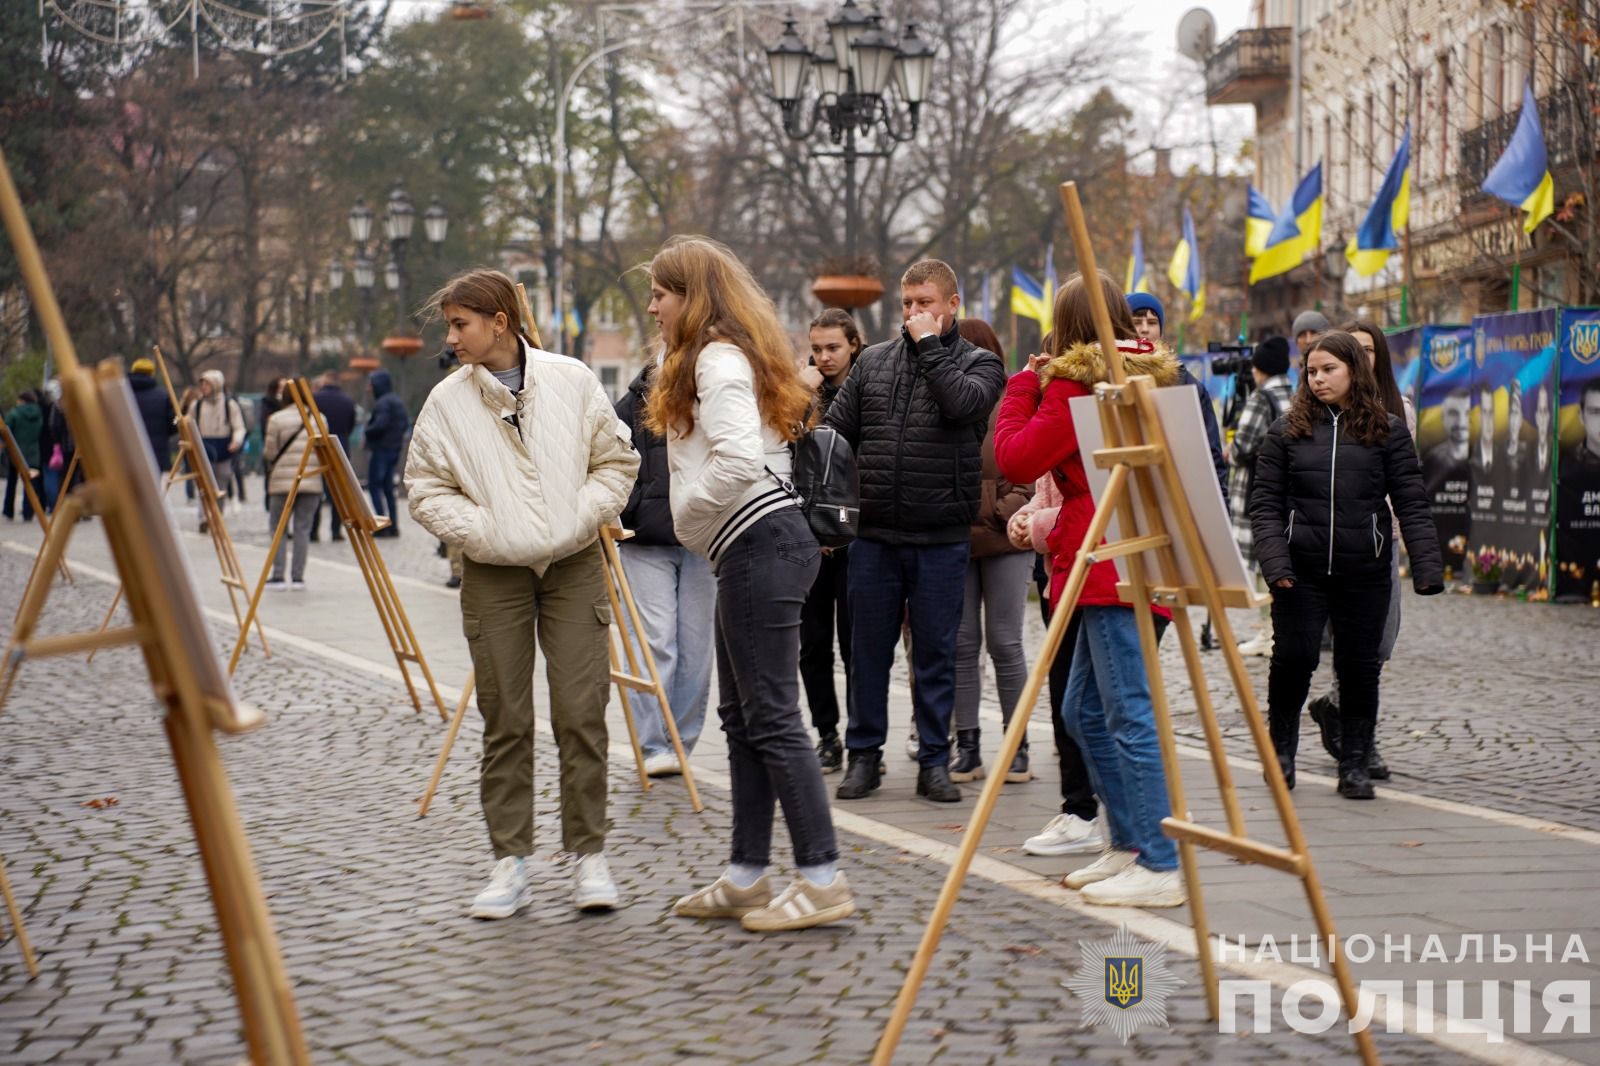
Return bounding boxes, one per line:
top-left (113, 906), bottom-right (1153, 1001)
top-left (227, 475), bottom-right (300, 676)
top-left (1, 496), bottom-right (84, 712)
top-left (164, 706), bottom-right (308, 1064)
top-left (873, 467), bottom-right (1128, 1066)
top-left (601, 532), bottom-right (702, 812)
top-left (85, 586), bottom-right (125, 664)
top-left (604, 584), bottom-right (652, 794)
top-left (0, 855), bottom-right (40, 979)
top-left (417, 672), bottom-right (475, 817)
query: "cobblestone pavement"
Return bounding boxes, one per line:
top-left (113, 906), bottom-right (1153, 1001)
top-left (0, 545), bottom-right (1476, 1063)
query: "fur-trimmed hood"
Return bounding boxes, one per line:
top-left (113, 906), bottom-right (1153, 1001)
top-left (1037, 340), bottom-right (1180, 390)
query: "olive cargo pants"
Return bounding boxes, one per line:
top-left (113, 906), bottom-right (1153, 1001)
top-left (461, 544), bottom-right (612, 858)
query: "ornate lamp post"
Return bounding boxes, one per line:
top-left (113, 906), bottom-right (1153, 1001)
top-left (331, 186), bottom-right (447, 372)
top-left (763, 1), bottom-right (936, 260)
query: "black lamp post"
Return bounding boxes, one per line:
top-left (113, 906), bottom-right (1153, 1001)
top-left (764, 2), bottom-right (936, 259)
top-left (333, 187), bottom-right (447, 346)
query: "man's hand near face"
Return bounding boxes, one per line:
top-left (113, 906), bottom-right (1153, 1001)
top-left (907, 310), bottom-right (943, 342)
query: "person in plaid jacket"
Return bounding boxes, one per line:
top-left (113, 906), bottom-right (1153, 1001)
top-left (1227, 336), bottom-right (1295, 656)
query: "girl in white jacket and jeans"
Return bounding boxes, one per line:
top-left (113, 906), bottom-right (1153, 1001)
top-left (406, 269), bottom-right (639, 918)
top-left (650, 236), bottom-right (856, 932)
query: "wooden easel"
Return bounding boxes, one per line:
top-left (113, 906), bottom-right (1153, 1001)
top-left (89, 347), bottom-right (270, 663)
top-left (228, 378), bottom-right (447, 720)
top-left (873, 182), bottom-right (1376, 1066)
top-left (0, 854), bottom-right (39, 978)
top-left (1, 419), bottom-right (73, 589)
top-left (414, 525), bottom-right (703, 816)
top-left (0, 146), bottom-right (308, 1062)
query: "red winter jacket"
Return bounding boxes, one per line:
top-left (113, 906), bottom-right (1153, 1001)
top-left (994, 340), bottom-right (1179, 614)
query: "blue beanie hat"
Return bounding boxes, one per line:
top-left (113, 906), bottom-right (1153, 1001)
top-left (1126, 292), bottom-right (1164, 331)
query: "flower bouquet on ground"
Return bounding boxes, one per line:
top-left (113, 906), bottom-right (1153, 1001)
top-left (1466, 548), bottom-right (1504, 595)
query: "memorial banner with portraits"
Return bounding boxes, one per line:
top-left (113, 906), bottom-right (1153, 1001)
top-left (1385, 325), bottom-right (1423, 407)
top-left (1468, 309), bottom-right (1558, 592)
top-left (1412, 325), bottom-right (1474, 571)
top-left (1555, 307), bottom-right (1600, 602)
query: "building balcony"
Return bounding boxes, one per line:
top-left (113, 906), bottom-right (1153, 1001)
top-left (1204, 27), bottom-right (1291, 107)
top-left (1459, 90), bottom-right (1589, 198)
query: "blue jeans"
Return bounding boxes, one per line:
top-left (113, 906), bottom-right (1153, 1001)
top-left (618, 543), bottom-right (717, 758)
top-left (1060, 606), bottom-right (1176, 872)
top-left (712, 509), bottom-right (838, 867)
top-left (845, 538), bottom-right (969, 767)
top-left (368, 447), bottom-right (401, 521)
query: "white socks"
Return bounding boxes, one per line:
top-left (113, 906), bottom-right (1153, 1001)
top-left (725, 863), bottom-right (768, 888)
top-left (797, 861), bottom-right (838, 887)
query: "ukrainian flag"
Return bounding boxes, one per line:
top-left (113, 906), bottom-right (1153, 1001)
top-left (1249, 163), bottom-right (1323, 284)
top-left (1125, 227), bottom-right (1151, 294)
top-left (1010, 267), bottom-right (1050, 333)
top-left (1166, 205), bottom-right (1205, 322)
top-left (1245, 186), bottom-right (1277, 258)
top-left (1346, 128), bottom-right (1410, 277)
top-left (1482, 80), bottom-right (1555, 235)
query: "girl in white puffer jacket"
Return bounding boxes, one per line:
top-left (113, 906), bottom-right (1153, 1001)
top-left (406, 269), bottom-right (639, 919)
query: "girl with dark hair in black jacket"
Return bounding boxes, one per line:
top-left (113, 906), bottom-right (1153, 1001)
top-left (1249, 331), bottom-right (1445, 800)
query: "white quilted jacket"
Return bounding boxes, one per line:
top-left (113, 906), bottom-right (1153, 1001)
top-left (404, 342), bottom-right (639, 575)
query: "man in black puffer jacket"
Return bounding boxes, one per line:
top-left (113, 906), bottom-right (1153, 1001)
top-left (825, 259), bottom-right (1006, 803)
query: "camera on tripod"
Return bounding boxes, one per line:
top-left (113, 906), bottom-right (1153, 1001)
top-left (1208, 341), bottom-right (1254, 376)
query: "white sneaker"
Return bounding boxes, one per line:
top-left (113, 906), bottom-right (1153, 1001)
top-left (264, 578), bottom-right (289, 592)
top-left (1023, 814), bottom-right (1103, 856)
top-left (1237, 632), bottom-right (1274, 657)
top-left (574, 852), bottom-right (619, 911)
top-left (643, 752), bottom-right (681, 777)
top-left (905, 728), bottom-right (920, 762)
top-left (470, 856), bottom-right (529, 920)
top-left (1061, 849), bottom-right (1138, 889)
top-left (289, 580), bottom-right (307, 592)
top-left (1081, 864), bottom-right (1187, 908)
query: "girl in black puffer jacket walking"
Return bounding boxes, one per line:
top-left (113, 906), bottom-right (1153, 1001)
top-left (1249, 331), bottom-right (1444, 800)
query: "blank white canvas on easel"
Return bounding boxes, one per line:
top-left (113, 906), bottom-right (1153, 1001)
top-left (1070, 384), bottom-right (1254, 593)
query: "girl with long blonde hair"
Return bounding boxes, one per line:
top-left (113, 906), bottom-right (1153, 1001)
top-left (650, 236), bottom-right (856, 933)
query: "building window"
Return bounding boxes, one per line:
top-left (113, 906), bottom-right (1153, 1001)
top-left (1438, 52), bottom-right (1451, 178)
top-left (599, 365), bottom-right (619, 401)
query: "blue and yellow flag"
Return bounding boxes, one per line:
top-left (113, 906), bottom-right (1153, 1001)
top-left (1125, 227), bottom-right (1151, 294)
top-left (1245, 186), bottom-right (1277, 259)
top-left (1166, 205), bottom-right (1205, 322)
top-left (1249, 163), bottom-right (1323, 284)
top-left (1483, 80), bottom-right (1555, 235)
top-left (1011, 266), bottom-right (1050, 333)
top-left (1346, 127), bottom-right (1410, 277)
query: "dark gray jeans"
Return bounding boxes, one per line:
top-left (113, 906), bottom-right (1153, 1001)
top-left (713, 508), bottom-right (839, 867)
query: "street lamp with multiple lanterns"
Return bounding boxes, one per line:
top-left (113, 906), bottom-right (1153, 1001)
top-left (763, 0), bottom-right (936, 259)
top-left (328, 183), bottom-right (448, 369)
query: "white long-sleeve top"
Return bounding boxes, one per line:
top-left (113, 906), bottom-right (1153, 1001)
top-left (665, 341), bottom-right (795, 562)
top-left (404, 339), bottom-right (639, 575)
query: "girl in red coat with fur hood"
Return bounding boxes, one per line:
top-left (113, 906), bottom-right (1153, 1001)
top-left (993, 270), bottom-right (1184, 909)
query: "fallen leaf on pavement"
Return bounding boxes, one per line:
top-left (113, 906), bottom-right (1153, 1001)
top-left (81, 796), bottom-right (119, 809)
top-left (934, 823), bottom-right (965, 832)
top-left (1398, 841), bottom-right (1423, 848)
top-left (1004, 944), bottom-right (1043, 957)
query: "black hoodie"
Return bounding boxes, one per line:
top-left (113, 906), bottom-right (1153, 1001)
top-left (614, 365), bottom-right (678, 546)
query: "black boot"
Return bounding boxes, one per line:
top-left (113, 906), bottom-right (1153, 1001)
top-left (816, 732), bottom-right (843, 774)
top-left (1267, 705), bottom-right (1299, 791)
top-left (949, 728), bottom-right (983, 783)
top-left (1307, 694), bottom-right (1342, 761)
top-left (1366, 743), bottom-right (1391, 780)
top-left (1005, 738), bottom-right (1032, 783)
top-left (835, 748), bottom-right (883, 799)
top-left (916, 763), bottom-right (962, 803)
top-left (1337, 718), bottom-right (1376, 800)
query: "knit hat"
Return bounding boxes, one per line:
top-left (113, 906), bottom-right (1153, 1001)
top-left (1291, 310), bottom-right (1330, 338)
top-left (130, 358), bottom-right (156, 375)
top-left (1252, 336), bottom-right (1291, 377)
top-left (1126, 292), bottom-right (1164, 332)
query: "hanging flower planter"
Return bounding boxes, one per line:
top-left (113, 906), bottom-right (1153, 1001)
top-left (380, 334), bottom-right (424, 358)
top-left (811, 274), bottom-right (885, 309)
top-left (811, 254), bottom-right (883, 310)
top-left (348, 354), bottom-right (381, 372)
